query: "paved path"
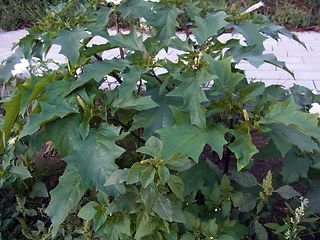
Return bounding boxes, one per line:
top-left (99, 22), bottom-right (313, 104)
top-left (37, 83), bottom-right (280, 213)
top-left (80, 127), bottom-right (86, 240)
top-left (1, 29), bottom-right (320, 92)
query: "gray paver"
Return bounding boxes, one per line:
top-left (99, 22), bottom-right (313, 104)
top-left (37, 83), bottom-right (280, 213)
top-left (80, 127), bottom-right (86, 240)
top-left (0, 29), bottom-right (320, 92)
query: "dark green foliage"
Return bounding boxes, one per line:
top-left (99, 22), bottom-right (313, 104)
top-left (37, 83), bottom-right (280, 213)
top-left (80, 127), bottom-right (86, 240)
top-left (0, 0), bottom-right (63, 30)
top-left (0, 0), bottom-right (320, 239)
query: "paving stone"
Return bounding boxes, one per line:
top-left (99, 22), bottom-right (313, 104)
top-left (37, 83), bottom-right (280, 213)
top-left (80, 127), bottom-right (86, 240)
top-left (286, 63), bottom-right (320, 71)
top-left (236, 62), bottom-right (277, 71)
top-left (287, 50), bottom-right (320, 57)
top-left (302, 56), bottom-right (320, 64)
top-left (294, 71), bottom-right (320, 80)
top-left (277, 56), bottom-right (305, 64)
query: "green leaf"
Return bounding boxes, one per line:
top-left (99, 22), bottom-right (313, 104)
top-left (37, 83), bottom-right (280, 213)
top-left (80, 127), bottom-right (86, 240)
top-left (306, 180), bottom-right (320, 213)
top-left (54, 28), bottom-right (91, 65)
top-left (135, 212), bottom-right (156, 239)
top-left (238, 82), bottom-right (265, 103)
top-left (107, 187), bottom-right (138, 214)
top-left (115, 95), bottom-right (159, 111)
top-left (233, 20), bottom-right (267, 55)
top-left (265, 124), bottom-right (319, 157)
top-left (154, 6), bottom-right (182, 41)
top-left (125, 3), bottom-right (182, 41)
top-left (115, 215), bottom-right (131, 236)
top-left (232, 192), bottom-right (256, 212)
top-left (166, 152), bottom-right (195, 171)
top-left (259, 96), bottom-right (320, 141)
top-left (276, 185), bottom-right (301, 199)
top-left (152, 194), bottom-right (173, 222)
top-left (64, 123), bottom-right (128, 196)
top-left (168, 70), bottom-right (215, 128)
top-left (117, 66), bottom-right (148, 102)
top-left (20, 73), bottom-right (55, 113)
top-left (180, 160), bottom-right (218, 196)
top-left (230, 171), bottom-right (258, 187)
top-left (191, 12), bottom-right (229, 44)
top-left (9, 163), bottom-right (32, 180)
top-left (0, 46), bottom-right (24, 82)
top-left (201, 219), bottom-right (218, 236)
top-left (137, 136), bottom-right (163, 158)
top-left (222, 201), bottom-right (231, 217)
top-left (168, 175), bottom-right (184, 201)
top-left (205, 55), bottom-right (245, 96)
top-left (45, 167), bottom-right (86, 237)
top-left (141, 183), bottom-right (158, 210)
top-left (140, 166), bottom-right (156, 188)
top-left (181, 232), bottom-right (196, 240)
top-left (104, 169), bottom-right (129, 186)
top-left (20, 78), bottom-right (78, 138)
top-left (107, 28), bottom-right (145, 52)
top-left (29, 181), bottom-right (49, 198)
top-left (281, 150), bottom-right (312, 184)
top-left (254, 220), bottom-right (268, 240)
top-left (45, 114), bottom-right (81, 157)
top-left (185, 2), bottom-right (201, 21)
top-left (77, 201), bottom-right (99, 220)
top-left (0, 94), bottom-right (22, 153)
top-left (157, 110), bottom-right (228, 161)
top-left (93, 206), bottom-right (108, 232)
top-left (87, 6), bottom-right (113, 31)
top-left (228, 126), bottom-right (258, 171)
top-left (264, 222), bottom-right (282, 231)
top-left (69, 58), bottom-right (129, 93)
top-left (158, 165), bottom-right (170, 184)
top-left (131, 90), bottom-right (180, 139)
top-left (127, 162), bottom-right (148, 184)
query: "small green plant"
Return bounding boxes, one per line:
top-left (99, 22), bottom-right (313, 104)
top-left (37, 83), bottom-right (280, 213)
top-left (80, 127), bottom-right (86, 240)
top-left (0, 0), bottom-right (320, 239)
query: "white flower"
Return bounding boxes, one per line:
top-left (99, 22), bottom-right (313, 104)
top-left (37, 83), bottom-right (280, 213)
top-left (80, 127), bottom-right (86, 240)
top-left (309, 103), bottom-right (320, 116)
top-left (11, 59), bottom-right (30, 79)
top-left (107, 0), bottom-right (122, 5)
top-left (8, 136), bottom-right (18, 145)
top-left (241, 1), bottom-right (264, 15)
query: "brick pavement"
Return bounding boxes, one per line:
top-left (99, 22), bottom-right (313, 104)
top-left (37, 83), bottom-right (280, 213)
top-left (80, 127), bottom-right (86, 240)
top-left (1, 29), bottom-right (320, 92)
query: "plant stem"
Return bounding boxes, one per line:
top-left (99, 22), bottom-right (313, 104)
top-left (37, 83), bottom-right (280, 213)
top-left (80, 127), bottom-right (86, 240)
top-left (113, 12), bottom-right (125, 59)
top-left (146, 70), bottom-right (171, 92)
top-left (108, 117), bottom-right (146, 144)
top-left (180, 13), bottom-right (191, 44)
top-left (223, 119), bottom-right (235, 174)
top-left (90, 52), bottom-right (123, 84)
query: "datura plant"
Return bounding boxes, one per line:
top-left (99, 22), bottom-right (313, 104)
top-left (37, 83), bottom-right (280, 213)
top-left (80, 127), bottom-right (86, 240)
top-left (0, 0), bottom-right (320, 239)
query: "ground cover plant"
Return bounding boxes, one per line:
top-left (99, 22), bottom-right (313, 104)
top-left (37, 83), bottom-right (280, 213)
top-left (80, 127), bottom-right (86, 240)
top-left (1, 0), bottom-right (320, 239)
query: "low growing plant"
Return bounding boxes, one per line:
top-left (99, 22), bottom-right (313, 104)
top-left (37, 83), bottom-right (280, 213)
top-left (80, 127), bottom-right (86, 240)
top-left (0, 0), bottom-right (320, 239)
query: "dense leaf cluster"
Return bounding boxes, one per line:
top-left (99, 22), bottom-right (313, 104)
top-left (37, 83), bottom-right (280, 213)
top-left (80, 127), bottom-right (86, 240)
top-left (1, 0), bottom-right (320, 239)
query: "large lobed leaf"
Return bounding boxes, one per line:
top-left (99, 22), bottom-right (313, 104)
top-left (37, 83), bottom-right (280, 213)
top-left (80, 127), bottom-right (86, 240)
top-left (157, 108), bottom-right (228, 162)
top-left (191, 11), bottom-right (229, 44)
top-left (259, 96), bottom-right (320, 141)
top-left (168, 70), bottom-right (215, 128)
top-left (64, 123), bottom-right (128, 196)
top-left (20, 78), bottom-right (78, 138)
top-left (54, 27), bottom-right (91, 65)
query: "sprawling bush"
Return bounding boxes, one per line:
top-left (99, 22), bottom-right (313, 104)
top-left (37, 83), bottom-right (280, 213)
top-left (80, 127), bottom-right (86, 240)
top-left (0, 0), bottom-right (320, 239)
